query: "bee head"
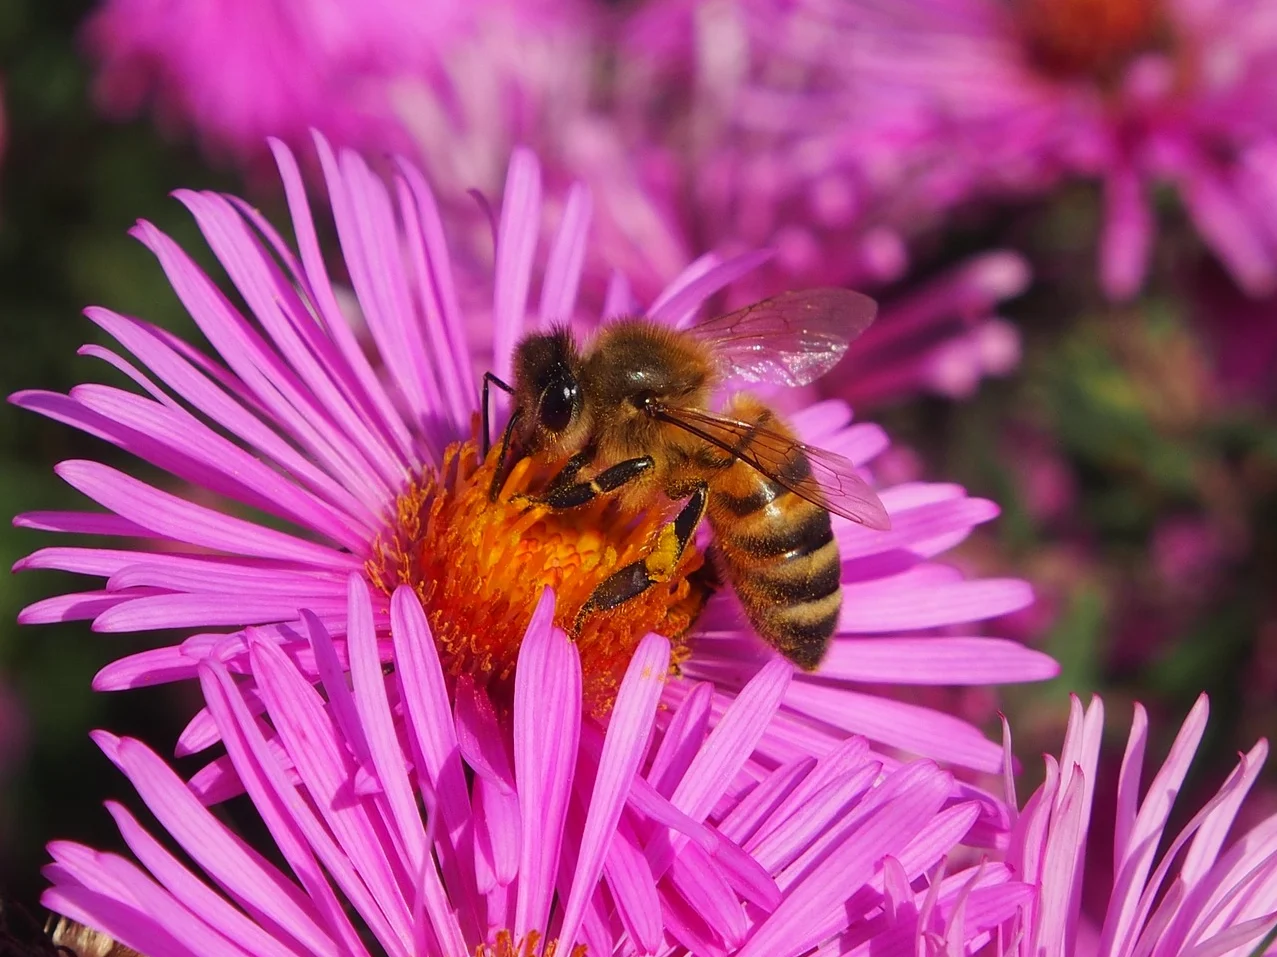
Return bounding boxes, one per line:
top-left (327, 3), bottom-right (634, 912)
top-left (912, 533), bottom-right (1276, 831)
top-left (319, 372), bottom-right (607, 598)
top-left (513, 326), bottom-right (586, 451)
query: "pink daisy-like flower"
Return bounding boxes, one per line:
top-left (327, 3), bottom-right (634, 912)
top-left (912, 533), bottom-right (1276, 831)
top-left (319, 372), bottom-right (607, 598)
top-left (996, 693), bottom-right (1277, 955)
top-left (44, 576), bottom-right (1032, 956)
top-left (11, 135), bottom-right (1052, 777)
top-left (735, 0), bottom-right (1277, 300)
top-left (82, 0), bottom-right (589, 170)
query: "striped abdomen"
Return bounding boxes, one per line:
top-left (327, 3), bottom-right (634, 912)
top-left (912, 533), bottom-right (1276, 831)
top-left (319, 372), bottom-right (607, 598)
top-left (707, 447), bottom-right (841, 671)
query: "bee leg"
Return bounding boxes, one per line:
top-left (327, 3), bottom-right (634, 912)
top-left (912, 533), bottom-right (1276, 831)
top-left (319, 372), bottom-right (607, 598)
top-left (524, 455), bottom-right (654, 510)
top-left (481, 371), bottom-right (515, 458)
top-left (483, 372), bottom-right (521, 502)
top-left (574, 483), bottom-right (708, 630)
top-left (543, 445), bottom-right (596, 495)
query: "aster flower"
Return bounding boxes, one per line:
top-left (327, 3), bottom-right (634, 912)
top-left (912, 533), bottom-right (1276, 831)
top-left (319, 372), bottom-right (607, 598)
top-left (733, 0), bottom-right (1277, 299)
top-left (12, 135), bottom-right (1052, 777)
top-left (997, 693), bottom-right (1277, 955)
top-left (82, 0), bottom-right (590, 172)
top-left (43, 575), bottom-right (1033, 956)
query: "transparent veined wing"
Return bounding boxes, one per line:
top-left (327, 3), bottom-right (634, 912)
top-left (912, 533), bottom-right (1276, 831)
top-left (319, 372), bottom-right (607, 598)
top-left (687, 288), bottom-right (878, 387)
top-left (653, 405), bottom-right (891, 529)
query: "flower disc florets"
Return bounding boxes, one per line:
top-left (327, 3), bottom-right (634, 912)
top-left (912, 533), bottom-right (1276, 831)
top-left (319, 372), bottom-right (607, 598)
top-left (367, 438), bottom-right (707, 716)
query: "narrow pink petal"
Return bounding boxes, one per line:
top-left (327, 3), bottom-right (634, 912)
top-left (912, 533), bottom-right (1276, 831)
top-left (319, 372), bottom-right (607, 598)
top-left (130, 221), bottom-right (395, 508)
top-left (651, 249), bottom-right (775, 328)
top-left (42, 882), bottom-right (205, 957)
top-left (247, 634), bottom-right (414, 955)
top-left (1181, 739), bottom-right (1269, 887)
top-left (93, 593), bottom-right (348, 632)
top-left (93, 645), bottom-right (203, 691)
top-left (178, 183), bottom-right (415, 477)
top-left (513, 591), bottom-right (582, 940)
top-left (388, 585), bottom-right (481, 938)
top-left (91, 732), bottom-right (339, 957)
top-left (346, 580), bottom-right (435, 904)
top-left (1178, 158), bottom-right (1276, 296)
top-left (819, 636), bottom-right (1058, 684)
top-left (777, 680), bottom-right (1005, 772)
top-left (55, 460), bottom-right (354, 569)
top-left (838, 575), bottom-right (1034, 631)
top-left (836, 497), bottom-right (999, 561)
top-left (393, 173), bottom-right (472, 433)
top-left (455, 677), bottom-right (519, 888)
top-left (739, 762), bottom-right (952, 957)
top-left (83, 308), bottom-right (373, 525)
top-left (539, 183), bottom-right (594, 326)
top-left (311, 145), bottom-right (436, 436)
top-left (1100, 163), bottom-right (1153, 301)
top-left (649, 680), bottom-right (713, 796)
top-left (747, 762), bottom-right (882, 873)
top-left (105, 802), bottom-right (303, 957)
top-left (1115, 701), bottom-right (1150, 877)
top-left (1100, 694), bottom-right (1210, 957)
top-left (603, 815), bottom-right (663, 953)
top-left (198, 666), bottom-right (373, 957)
top-left (559, 633), bottom-right (670, 951)
top-left (602, 270), bottom-right (636, 318)
top-left (393, 157), bottom-right (475, 414)
top-left (269, 138), bottom-right (417, 464)
top-left (13, 509), bottom-right (151, 537)
top-left (69, 383), bottom-right (368, 548)
top-left (108, 558), bottom-right (345, 598)
top-left (492, 149), bottom-right (543, 383)
top-left (717, 757), bottom-right (816, 847)
top-left (1037, 767), bottom-right (1086, 957)
top-left (19, 590), bottom-right (130, 624)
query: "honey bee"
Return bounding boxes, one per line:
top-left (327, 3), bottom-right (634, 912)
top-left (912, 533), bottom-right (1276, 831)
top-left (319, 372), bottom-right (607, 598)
top-left (482, 289), bottom-right (891, 670)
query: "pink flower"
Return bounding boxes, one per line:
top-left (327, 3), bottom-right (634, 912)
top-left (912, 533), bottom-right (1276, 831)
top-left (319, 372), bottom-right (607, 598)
top-left (11, 136), bottom-right (1052, 778)
top-left (734, 0), bottom-right (1277, 300)
top-left (996, 693), bottom-right (1277, 955)
top-left (82, 0), bottom-right (589, 169)
top-left (43, 575), bottom-right (1032, 956)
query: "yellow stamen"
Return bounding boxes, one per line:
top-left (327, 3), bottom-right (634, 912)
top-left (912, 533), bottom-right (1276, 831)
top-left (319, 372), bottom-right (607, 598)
top-left (367, 439), bottom-right (707, 717)
top-left (474, 930), bottom-right (587, 957)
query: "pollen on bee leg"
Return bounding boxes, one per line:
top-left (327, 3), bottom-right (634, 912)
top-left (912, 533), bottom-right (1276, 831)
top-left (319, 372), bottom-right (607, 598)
top-left (366, 438), bottom-right (708, 716)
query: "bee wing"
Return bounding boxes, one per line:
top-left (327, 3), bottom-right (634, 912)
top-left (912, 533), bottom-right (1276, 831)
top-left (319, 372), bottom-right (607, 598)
top-left (688, 288), bottom-right (878, 387)
top-left (653, 405), bottom-right (892, 530)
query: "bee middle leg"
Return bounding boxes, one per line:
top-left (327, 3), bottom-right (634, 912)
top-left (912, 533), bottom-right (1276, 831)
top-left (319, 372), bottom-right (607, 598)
top-left (573, 483), bottom-right (709, 631)
top-left (521, 455), bottom-right (654, 510)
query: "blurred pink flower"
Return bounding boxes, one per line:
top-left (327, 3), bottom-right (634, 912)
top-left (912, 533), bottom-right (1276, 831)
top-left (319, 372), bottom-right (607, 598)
top-left (12, 136), bottom-right (1052, 778)
top-left (728, 0), bottom-right (1277, 300)
top-left (44, 576), bottom-right (1031, 956)
top-left (824, 253), bottom-right (1028, 407)
top-left (996, 693), bottom-right (1277, 955)
top-left (82, 0), bottom-right (590, 169)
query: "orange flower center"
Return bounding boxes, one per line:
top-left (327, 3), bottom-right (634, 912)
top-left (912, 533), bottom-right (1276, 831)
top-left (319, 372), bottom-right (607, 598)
top-left (474, 930), bottom-right (587, 956)
top-left (367, 439), bottom-right (707, 717)
top-left (1018, 0), bottom-right (1165, 79)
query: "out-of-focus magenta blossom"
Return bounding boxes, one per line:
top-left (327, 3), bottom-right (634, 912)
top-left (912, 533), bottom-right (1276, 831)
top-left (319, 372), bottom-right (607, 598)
top-left (11, 136), bottom-right (1052, 777)
top-left (824, 253), bottom-right (1028, 407)
top-left (727, 0), bottom-right (1277, 301)
top-left (43, 577), bottom-right (1032, 956)
top-left (83, 0), bottom-right (590, 170)
top-left (996, 694), bottom-right (1277, 955)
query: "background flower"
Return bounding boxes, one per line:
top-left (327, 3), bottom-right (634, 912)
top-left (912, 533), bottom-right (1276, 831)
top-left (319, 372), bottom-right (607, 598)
top-left (997, 694), bottom-right (1277, 956)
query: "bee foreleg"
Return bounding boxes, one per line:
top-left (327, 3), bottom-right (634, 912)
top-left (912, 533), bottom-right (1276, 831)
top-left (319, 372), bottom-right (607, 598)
top-left (573, 483), bottom-right (708, 630)
top-left (543, 445), bottom-right (597, 495)
top-left (527, 455), bottom-right (654, 510)
top-left (481, 371), bottom-right (515, 458)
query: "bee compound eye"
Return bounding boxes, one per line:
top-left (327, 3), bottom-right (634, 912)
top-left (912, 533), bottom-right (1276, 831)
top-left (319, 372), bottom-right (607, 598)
top-left (540, 381), bottom-right (578, 432)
